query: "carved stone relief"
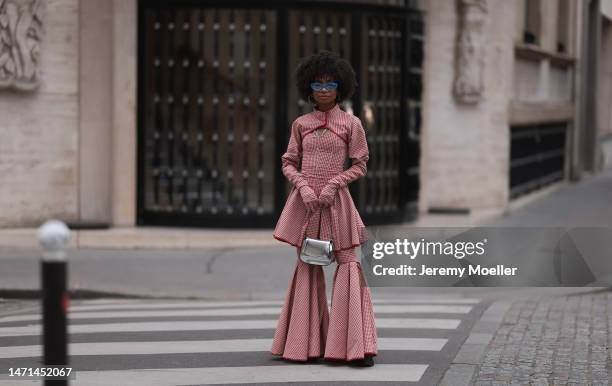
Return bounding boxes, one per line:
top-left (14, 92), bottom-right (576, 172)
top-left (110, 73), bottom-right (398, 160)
top-left (453, 0), bottom-right (487, 104)
top-left (0, 0), bottom-right (44, 91)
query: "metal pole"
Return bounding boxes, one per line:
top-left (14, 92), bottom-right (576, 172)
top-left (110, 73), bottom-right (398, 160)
top-left (38, 220), bottom-right (70, 386)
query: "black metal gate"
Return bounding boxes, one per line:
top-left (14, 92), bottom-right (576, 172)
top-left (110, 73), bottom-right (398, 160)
top-left (137, 0), bottom-right (423, 227)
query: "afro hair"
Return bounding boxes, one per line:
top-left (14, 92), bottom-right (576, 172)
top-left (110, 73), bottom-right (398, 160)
top-left (294, 50), bottom-right (358, 103)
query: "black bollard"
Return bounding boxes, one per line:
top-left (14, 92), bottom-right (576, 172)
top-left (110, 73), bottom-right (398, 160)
top-left (39, 220), bottom-right (70, 385)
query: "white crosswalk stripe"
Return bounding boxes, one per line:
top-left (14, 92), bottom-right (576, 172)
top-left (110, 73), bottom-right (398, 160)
top-left (0, 304), bottom-right (473, 323)
top-left (67, 364), bottom-right (430, 385)
top-left (0, 317), bottom-right (463, 337)
top-left (67, 297), bottom-right (481, 312)
top-left (0, 337), bottom-right (448, 359)
top-left (0, 296), bottom-right (483, 385)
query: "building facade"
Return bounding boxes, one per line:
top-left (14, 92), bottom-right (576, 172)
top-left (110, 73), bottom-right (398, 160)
top-left (0, 0), bottom-right (609, 228)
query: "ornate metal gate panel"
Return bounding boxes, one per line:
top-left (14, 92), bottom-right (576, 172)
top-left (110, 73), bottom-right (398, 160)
top-left (138, 1), bottom-right (423, 227)
top-left (359, 13), bottom-right (407, 222)
top-left (139, 7), bottom-right (278, 226)
top-left (404, 12), bottom-right (423, 217)
top-left (283, 7), bottom-right (423, 225)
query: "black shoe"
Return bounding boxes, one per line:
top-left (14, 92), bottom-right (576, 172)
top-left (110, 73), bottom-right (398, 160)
top-left (306, 356), bottom-right (322, 363)
top-left (348, 354), bottom-right (375, 367)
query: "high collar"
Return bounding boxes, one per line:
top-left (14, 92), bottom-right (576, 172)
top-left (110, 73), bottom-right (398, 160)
top-left (312, 103), bottom-right (342, 123)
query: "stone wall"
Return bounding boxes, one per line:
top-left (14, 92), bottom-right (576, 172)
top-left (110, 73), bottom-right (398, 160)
top-left (598, 17), bottom-right (612, 170)
top-left (420, 0), bottom-right (515, 211)
top-left (603, 0), bottom-right (612, 20)
top-left (0, 0), bottom-right (80, 227)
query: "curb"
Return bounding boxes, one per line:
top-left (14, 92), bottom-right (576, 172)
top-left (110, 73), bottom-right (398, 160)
top-left (439, 300), bottom-right (513, 386)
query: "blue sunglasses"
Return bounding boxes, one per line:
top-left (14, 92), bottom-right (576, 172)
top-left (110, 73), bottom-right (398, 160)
top-left (310, 82), bottom-right (339, 92)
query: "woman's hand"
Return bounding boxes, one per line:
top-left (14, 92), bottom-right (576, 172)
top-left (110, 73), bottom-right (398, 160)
top-left (299, 185), bottom-right (320, 212)
top-left (318, 183), bottom-right (338, 207)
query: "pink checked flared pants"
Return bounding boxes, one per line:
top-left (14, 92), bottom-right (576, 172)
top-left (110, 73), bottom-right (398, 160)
top-left (270, 246), bottom-right (378, 362)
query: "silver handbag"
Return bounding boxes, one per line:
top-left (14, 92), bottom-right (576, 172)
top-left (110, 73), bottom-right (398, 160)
top-left (299, 210), bottom-right (335, 266)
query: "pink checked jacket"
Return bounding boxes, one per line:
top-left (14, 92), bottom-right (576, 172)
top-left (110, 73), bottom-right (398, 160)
top-left (273, 103), bottom-right (369, 251)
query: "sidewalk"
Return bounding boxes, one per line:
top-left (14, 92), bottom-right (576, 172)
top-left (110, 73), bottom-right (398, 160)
top-left (471, 289), bottom-right (611, 385)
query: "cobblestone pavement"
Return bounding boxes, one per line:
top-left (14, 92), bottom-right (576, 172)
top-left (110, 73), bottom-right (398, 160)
top-left (473, 290), bottom-right (611, 385)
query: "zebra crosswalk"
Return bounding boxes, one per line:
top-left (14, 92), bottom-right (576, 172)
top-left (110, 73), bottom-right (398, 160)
top-left (0, 294), bottom-right (487, 385)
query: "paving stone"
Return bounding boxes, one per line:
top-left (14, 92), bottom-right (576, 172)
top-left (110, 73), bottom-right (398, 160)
top-left (473, 291), bottom-right (611, 384)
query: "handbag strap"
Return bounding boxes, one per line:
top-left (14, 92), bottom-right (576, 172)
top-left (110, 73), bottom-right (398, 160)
top-left (300, 206), bottom-right (323, 241)
top-left (317, 207), bottom-right (322, 239)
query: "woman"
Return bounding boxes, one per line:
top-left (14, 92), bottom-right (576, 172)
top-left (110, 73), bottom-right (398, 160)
top-left (270, 51), bottom-right (377, 367)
